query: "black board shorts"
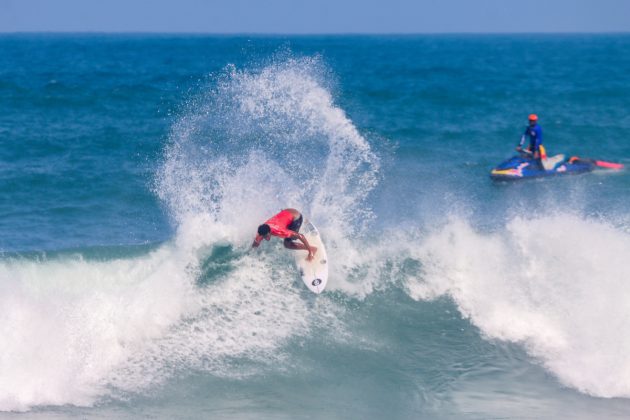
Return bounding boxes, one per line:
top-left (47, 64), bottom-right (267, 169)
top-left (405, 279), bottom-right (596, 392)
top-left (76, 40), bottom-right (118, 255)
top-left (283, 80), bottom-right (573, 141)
top-left (284, 215), bottom-right (303, 242)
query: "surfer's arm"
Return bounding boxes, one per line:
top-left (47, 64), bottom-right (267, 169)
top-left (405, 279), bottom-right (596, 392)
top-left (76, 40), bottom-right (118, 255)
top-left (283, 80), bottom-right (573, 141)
top-left (252, 235), bottom-right (263, 248)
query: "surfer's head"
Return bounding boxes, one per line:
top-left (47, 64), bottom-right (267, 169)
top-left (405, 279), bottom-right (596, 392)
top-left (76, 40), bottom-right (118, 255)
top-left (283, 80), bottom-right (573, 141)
top-left (257, 224), bottom-right (271, 239)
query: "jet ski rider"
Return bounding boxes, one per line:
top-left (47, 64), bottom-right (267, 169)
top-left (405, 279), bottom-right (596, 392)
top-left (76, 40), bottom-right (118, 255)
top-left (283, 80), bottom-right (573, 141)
top-left (516, 114), bottom-right (547, 169)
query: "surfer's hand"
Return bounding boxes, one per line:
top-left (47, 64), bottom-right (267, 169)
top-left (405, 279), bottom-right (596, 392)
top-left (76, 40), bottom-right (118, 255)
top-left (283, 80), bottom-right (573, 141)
top-left (516, 146), bottom-right (522, 152)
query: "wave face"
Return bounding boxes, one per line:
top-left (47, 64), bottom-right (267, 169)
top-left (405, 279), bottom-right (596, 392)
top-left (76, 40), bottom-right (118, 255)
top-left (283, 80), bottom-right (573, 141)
top-left (2, 35), bottom-right (630, 418)
top-left (407, 214), bottom-right (630, 398)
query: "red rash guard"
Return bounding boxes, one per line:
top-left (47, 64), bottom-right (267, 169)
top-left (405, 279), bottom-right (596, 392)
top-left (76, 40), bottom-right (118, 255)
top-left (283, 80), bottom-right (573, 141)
top-left (264, 210), bottom-right (297, 238)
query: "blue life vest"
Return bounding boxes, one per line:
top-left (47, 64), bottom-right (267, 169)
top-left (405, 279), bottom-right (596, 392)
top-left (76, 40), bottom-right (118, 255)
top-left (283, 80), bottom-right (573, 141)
top-left (523, 124), bottom-right (543, 152)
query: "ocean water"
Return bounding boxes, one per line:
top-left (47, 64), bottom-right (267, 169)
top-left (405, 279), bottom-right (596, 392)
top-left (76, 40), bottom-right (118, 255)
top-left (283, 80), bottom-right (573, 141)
top-left (1, 34), bottom-right (630, 419)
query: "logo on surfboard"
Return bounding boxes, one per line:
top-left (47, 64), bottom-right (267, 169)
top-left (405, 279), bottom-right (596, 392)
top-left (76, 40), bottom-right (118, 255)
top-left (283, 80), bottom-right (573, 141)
top-left (312, 278), bottom-right (322, 286)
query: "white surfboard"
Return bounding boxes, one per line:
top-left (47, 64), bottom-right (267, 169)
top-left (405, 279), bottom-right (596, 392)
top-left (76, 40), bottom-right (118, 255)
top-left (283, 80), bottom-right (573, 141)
top-left (294, 220), bottom-right (328, 294)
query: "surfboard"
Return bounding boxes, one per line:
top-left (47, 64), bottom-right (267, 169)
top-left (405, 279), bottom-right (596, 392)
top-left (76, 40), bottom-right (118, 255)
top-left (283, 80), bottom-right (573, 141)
top-left (294, 220), bottom-right (328, 294)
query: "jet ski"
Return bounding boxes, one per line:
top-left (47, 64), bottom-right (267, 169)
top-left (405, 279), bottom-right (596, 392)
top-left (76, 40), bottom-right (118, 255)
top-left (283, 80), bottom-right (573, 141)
top-left (490, 150), bottom-right (623, 181)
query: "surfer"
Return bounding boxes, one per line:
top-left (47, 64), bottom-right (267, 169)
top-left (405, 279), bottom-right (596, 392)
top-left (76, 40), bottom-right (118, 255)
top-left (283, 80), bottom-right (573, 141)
top-left (252, 208), bottom-right (317, 261)
top-left (516, 114), bottom-right (546, 169)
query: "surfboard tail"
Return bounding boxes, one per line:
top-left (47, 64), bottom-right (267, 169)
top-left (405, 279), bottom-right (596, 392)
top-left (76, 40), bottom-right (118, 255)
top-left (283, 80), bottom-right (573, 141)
top-left (568, 156), bottom-right (624, 170)
top-left (594, 160), bottom-right (624, 170)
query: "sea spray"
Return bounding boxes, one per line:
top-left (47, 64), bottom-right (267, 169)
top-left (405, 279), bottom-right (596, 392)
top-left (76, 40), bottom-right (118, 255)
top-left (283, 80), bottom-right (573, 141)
top-left (156, 55), bottom-right (381, 291)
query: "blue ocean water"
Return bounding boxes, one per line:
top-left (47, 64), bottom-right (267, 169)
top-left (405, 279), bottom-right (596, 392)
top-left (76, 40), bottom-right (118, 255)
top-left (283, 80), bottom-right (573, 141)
top-left (1, 34), bottom-right (630, 419)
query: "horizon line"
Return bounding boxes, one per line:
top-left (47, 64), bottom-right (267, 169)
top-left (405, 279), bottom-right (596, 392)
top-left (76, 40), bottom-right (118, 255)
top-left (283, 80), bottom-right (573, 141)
top-left (1, 30), bottom-right (630, 36)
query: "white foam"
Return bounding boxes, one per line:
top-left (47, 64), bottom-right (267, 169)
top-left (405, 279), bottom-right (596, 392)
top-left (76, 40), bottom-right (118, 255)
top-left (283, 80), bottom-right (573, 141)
top-left (406, 213), bottom-right (630, 398)
top-left (0, 240), bottom-right (349, 411)
top-left (0, 246), bottom-right (196, 410)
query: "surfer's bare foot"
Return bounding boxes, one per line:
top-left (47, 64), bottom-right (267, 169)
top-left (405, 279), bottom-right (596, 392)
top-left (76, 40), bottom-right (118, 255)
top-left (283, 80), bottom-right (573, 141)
top-left (307, 246), bottom-right (318, 261)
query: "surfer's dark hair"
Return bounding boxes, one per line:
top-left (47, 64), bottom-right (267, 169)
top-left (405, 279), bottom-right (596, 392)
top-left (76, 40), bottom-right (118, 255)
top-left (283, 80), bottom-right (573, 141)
top-left (257, 224), bottom-right (271, 236)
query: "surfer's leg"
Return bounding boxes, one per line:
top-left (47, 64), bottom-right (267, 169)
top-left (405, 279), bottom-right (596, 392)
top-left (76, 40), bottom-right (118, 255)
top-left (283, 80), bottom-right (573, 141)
top-left (283, 238), bottom-right (317, 254)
